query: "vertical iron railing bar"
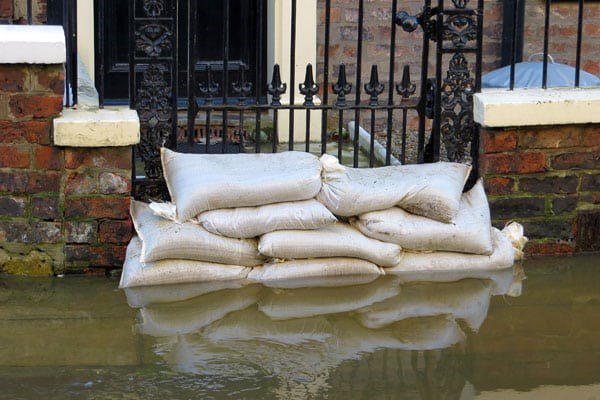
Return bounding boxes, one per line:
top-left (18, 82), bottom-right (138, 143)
top-left (27, 0), bottom-right (32, 24)
top-left (575, 0), bottom-right (584, 88)
top-left (187, 0), bottom-right (198, 146)
top-left (509, 0), bottom-right (519, 90)
top-left (386, 0), bottom-right (398, 166)
top-left (221, 0), bottom-right (230, 153)
top-left (255, 0), bottom-right (264, 153)
top-left (432, 0), bottom-right (444, 162)
top-left (98, 0), bottom-right (105, 108)
top-left (338, 108), bottom-right (343, 160)
top-left (321, 0), bottom-right (331, 155)
top-left (417, 0), bottom-right (431, 163)
top-left (289, 0), bottom-right (297, 150)
top-left (353, 0), bottom-right (364, 168)
top-left (128, 0), bottom-right (135, 108)
top-left (542, 0), bottom-right (551, 89)
top-left (170, 0), bottom-right (179, 148)
top-left (469, 0), bottom-right (485, 189)
top-left (401, 108), bottom-right (407, 164)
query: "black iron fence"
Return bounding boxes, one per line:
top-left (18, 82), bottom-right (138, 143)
top-left (502, 0), bottom-right (588, 90)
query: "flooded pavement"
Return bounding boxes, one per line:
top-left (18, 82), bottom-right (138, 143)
top-left (1, 254), bottom-right (599, 400)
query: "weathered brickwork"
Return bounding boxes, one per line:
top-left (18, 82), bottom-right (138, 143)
top-left (0, 63), bottom-right (132, 276)
top-left (479, 125), bottom-right (600, 256)
top-left (0, 0), bottom-right (46, 24)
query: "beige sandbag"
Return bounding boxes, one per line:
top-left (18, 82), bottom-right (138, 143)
top-left (353, 179), bottom-right (493, 255)
top-left (317, 154), bottom-right (471, 221)
top-left (195, 199), bottom-right (337, 239)
top-left (258, 223), bottom-right (402, 267)
top-left (161, 148), bottom-right (323, 222)
top-left (248, 258), bottom-right (384, 289)
top-left (357, 279), bottom-right (492, 331)
top-left (257, 276), bottom-right (401, 320)
top-left (131, 200), bottom-right (264, 266)
top-left (136, 284), bottom-right (263, 337)
top-left (119, 237), bottom-right (252, 288)
top-left (386, 228), bottom-right (515, 275)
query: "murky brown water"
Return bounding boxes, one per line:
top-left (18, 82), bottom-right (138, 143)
top-left (1, 254), bottom-right (599, 400)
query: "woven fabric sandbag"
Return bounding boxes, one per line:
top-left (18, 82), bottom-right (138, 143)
top-left (195, 199), bottom-right (337, 239)
top-left (352, 179), bottom-right (493, 255)
top-left (131, 200), bottom-right (264, 266)
top-left (248, 258), bottom-right (385, 289)
top-left (258, 223), bottom-right (402, 267)
top-left (386, 228), bottom-right (516, 275)
top-left (317, 154), bottom-right (471, 222)
top-left (161, 148), bottom-right (323, 222)
top-left (119, 237), bottom-right (252, 288)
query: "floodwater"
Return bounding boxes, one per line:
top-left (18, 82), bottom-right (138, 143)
top-left (1, 255), bottom-right (599, 400)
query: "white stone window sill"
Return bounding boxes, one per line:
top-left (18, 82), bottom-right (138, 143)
top-left (474, 87), bottom-right (600, 128)
top-left (0, 25), bottom-right (66, 64)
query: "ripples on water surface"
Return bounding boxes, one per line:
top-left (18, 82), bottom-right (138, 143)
top-left (0, 254), bottom-right (599, 400)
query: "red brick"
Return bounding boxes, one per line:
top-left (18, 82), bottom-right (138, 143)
top-left (0, 145), bottom-right (30, 168)
top-left (33, 145), bottom-right (63, 170)
top-left (552, 152), bottom-right (599, 170)
top-left (480, 152), bottom-right (547, 175)
top-left (33, 65), bottom-right (64, 95)
top-left (519, 126), bottom-right (585, 149)
top-left (525, 241), bottom-right (576, 256)
top-left (99, 219), bottom-right (133, 244)
top-left (65, 171), bottom-right (97, 195)
top-left (64, 197), bottom-right (130, 219)
top-left (0, 65), bottom-right (27, 92)
top-left (9, 94), bottom-right (63, 119)
top-left (481, 129), bottom-right (517, 153)
top-left (0, 196), bottom-right (27, 217)
top-left (0, 120), bottom-right (52, 145)
top-left (27, 171), bottom-right (61, 193)
top-left (484, 177), bottom-right (514, 195)
top-left (519, 175), bottom-right (579, 194)
top-left (0, 0), bottom-right (14, 19)
top-left (65, 244), bottom-right (127, 267)
top-left (98, 172), bottom-right (131, 194)
top-left (31, 196), bottom-right (60, 220)
top-left (64, 148), bottom-right (132, 170)
top-left (0, 170), bottom-right (29, 193)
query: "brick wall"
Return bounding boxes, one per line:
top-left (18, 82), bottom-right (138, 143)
top-left (0, 0), bottom-right (46, 24)
top-left (0, 63), bottom-right (132, 276)
top-left (480, 125), bottom-right (600, 256)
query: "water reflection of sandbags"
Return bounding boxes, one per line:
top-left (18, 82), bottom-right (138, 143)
top-left (357, 279), bottom-right (493, 331)
top-left (123, 279), bottom-right (249, 308)
top-left (136, 285), bottom-right (263, 337)
top-left (258, 276), bottom-right (401, 320)
top-left (392, 265), bottom-right (525, 297)
top-left (204, 308), bottom-right (335, 344)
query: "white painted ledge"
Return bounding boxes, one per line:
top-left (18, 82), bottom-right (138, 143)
top-left (474, 88), bottom-right (600, 128)
top-left (53, 107), bottom-right (140, 147)
top-left (0, 25), bottom-right (66, 64)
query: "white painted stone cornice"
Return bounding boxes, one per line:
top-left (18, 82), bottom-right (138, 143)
top-left (0, 25), bottom-right (66, 64)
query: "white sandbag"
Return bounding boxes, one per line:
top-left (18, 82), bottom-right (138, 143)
top-left (357, 279), bottom-right (492, 331)
top-left (257, 276), bottom-right (401, 320)
top-left (195, 199), bottom-right (337, 239)
top-left (353, 179), bottom-right (493, 255)
top-left (386, 228), bottom-right (515, 275)
top-left (124, 280), bottom-right (249, 308)
top-left (119, 237), bottom-right (252, 288)
top-left (136, 285), bottom-right (263, 337)
top-left (131, 200), bottom-right (264, 266)
top-left (317, 154), bottom-right (470, 221)
top-left (258, 223), bottom-right (402, 267)
top-left (161, 148), bottom-right (323, 222)
top-left (248, 258), bottom-right (384, 289)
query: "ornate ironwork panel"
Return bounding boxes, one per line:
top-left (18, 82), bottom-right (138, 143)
top-left (130, 0), bottom-right (178, 201)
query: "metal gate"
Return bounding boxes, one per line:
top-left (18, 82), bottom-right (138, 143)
top-left (128, 0), bottom-right (484, 200)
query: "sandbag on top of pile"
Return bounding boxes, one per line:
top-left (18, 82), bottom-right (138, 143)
top-left (161, 148), bottom-right (323, 222)
top-left (119, 237), bottom-right (252, 288)
top-left (131, 200), bottom-right (264, 266)
top-left (317, 154), bottom-right (471, 221)
top-left (195, 199), bottom-right (337, 239)
top-left (258, 223), bottom-right (402, 267)
top-left (352, 179), bottom-right (493, 255)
